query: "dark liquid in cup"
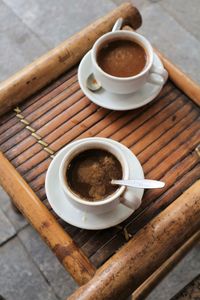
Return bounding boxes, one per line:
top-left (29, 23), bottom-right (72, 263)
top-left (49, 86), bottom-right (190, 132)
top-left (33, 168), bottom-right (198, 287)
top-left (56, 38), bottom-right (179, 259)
top-left (66, 149), bottom-right (122, 201)
top-left (97, 39), bottom-right (147, 77)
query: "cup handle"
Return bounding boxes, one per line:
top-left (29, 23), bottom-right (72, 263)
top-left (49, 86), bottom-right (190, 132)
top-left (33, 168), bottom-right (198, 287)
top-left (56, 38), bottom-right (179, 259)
top-left (120, 189), bottom-right (141, 210)
top-left (148, 66), bottom-right (168, 86)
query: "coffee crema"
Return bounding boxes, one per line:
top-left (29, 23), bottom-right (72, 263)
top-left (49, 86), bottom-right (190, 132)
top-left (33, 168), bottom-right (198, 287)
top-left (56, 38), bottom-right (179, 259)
top-left (97, 39), bottom-right (147, 78)
top-left (66, 149), bottom-right (122, 201)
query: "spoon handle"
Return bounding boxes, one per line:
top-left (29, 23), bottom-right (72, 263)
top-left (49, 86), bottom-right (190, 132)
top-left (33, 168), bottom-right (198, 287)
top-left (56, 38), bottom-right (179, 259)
top-left (111, 179), bottom-right (165, 189)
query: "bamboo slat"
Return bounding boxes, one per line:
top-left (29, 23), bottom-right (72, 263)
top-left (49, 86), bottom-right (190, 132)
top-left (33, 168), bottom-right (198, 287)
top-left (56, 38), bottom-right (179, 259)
top-left (68, 180), bottom-right (200, 300)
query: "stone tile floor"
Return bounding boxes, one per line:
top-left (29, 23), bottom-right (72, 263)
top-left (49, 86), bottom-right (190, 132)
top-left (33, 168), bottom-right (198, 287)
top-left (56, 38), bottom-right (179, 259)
top-left (0, 0), bottom-right (199, 299)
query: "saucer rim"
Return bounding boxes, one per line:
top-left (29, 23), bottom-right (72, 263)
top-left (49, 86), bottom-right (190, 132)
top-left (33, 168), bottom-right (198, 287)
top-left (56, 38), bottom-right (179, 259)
top-left (78, 51), bottom-right (166, 111)
top-left (45, 137), bottom-right (144, 230)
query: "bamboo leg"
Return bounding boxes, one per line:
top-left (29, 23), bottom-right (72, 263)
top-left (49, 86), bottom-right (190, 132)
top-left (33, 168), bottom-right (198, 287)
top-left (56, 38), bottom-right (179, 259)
top-left (132, 230), bottom-right (200, 300)
top-left (68, 180), bottom-right (200, 300)
top-left (0, 151), bottom-right (95, 285)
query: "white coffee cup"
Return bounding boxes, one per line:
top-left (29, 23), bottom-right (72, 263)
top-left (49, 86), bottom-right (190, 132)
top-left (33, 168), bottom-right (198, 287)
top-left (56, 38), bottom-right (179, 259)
top-left (59, 138), bottom-right (141, 214)
top-left (91, 30), bottom-right (168, 94)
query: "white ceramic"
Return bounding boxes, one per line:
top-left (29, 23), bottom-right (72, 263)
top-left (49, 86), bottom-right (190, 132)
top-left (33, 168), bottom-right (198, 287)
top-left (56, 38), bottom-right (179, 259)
top-left (45, 138), bottom-right (144, 230)
top-left (91, 31), bottom-right (168, 94)
top-left (59, 139), bottom-right (141, 214)
top-left (78, 50), bottom-right (167, 110)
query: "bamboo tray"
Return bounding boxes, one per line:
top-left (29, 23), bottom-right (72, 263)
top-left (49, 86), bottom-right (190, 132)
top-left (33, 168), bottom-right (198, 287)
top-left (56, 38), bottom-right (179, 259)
top-left (0, 3), bottom-right (200, 300)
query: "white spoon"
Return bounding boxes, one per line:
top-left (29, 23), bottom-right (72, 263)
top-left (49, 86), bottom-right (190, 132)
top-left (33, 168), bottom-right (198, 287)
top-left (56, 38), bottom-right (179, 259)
top-left (86, 18), bottom-right (123, 92)
top-left (111, 179), bottom-right (165, 189)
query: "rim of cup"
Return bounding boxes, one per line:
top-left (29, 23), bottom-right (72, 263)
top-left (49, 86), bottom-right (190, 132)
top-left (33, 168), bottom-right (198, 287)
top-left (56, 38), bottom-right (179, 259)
top-left (59, 140), bottom-right (129, 206)
top-left (91, 30), bottom-right (154, 81)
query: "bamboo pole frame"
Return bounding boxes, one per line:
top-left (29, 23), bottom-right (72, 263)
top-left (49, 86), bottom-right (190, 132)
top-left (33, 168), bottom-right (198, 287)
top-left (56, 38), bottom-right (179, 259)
top-left (0, 152), bottom-right (95, 285)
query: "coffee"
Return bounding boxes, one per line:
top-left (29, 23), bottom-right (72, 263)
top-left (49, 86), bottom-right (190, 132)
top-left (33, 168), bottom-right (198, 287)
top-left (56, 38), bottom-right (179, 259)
top-left (66, 149), bottom-right (122, 201)
top-left (97, 39), bottom-right (146, 78)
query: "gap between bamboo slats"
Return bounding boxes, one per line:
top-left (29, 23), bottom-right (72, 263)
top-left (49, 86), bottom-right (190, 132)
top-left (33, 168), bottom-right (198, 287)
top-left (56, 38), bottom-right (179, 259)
top-left (0, 75), bottom-right (172, 155)
top-left (2, 92), bottom-right (88, 154)
top-left (20, 99), bottom-right (197, 184)
top-left (20, 68), bottom-right (78, 111)
top-left (0, 80), bottom-right (173, 161)
top-left (9, 107), bottom-right (111, 170)
top-left (128, 103), bottom-right (193, 154)
top-left (0, 70), bottom-right (78, 136)
top-left (19, 101), bottom-right (200, 191)
top-left (13, 103), bottom-right (107, 169)
top-left (0, 79), bottom-right (80, 147)
top-left (5, 85), bottom-right (178, 171)
top-left (21, 72), bottom-right (78, 115)
top-left (143, 150), bottom-right (200, 208)
top-left (96, 86), bottom-right (176, 139)
top-left (138, 110), bottom-right (199, 163)
top-left (18, 107), bottom-right (199, 199)
top-left (11, 107), bottom-right (111, 172)
top-left (144, 121), bottom-right (200, 175)
top-left (118, 97), bottom-right (186, 147)
top-left (3, 93), bottom-right (89, 155)
top-left (25, 81), bottom-right (80, 123)
top-left (26, 112), bottom-right (200, 203)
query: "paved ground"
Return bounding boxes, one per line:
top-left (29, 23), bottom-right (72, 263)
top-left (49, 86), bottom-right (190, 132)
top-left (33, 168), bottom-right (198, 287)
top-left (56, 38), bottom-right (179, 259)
top-left (0, 0), bottom-right (199, 299)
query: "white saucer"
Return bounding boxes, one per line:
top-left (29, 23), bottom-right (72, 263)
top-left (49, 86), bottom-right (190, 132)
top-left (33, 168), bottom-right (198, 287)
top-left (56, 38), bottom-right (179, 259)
top-left (45, 138), bottom-right (144, 230)
top-left (78, 51), bottom-right (167, 111)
